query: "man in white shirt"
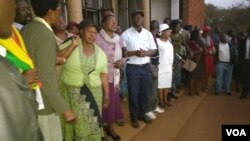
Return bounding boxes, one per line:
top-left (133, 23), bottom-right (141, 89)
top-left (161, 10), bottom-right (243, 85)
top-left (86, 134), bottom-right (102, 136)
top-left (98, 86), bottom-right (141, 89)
top-left (238, 30), bottom-right (250, 99)
top-left (121, 10), bottom-right (156, 128)
top-left (214, 33), bottom-right (236, 95)
top-left (14, 0), bottom-right (33, 30)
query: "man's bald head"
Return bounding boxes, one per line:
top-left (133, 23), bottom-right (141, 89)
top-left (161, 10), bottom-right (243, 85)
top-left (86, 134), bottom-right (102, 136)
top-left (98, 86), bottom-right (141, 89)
top-left (0, 0), bottom-right (16, 38)
top-left (15, 0), bottom-right (32, 25)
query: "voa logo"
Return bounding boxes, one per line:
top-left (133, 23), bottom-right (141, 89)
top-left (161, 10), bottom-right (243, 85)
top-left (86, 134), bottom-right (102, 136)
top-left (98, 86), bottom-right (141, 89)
top-left (226, 129), bottom-right (247, 136)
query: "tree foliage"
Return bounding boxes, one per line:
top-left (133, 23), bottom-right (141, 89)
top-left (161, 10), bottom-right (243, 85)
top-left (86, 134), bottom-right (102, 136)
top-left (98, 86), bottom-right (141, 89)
top-left (205, 1), bottom-right (250, 33)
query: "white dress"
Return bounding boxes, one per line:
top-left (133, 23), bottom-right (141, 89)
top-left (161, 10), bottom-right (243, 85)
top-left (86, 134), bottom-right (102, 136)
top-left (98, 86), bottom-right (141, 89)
top-left (157, 38), bottom-right (174, 89)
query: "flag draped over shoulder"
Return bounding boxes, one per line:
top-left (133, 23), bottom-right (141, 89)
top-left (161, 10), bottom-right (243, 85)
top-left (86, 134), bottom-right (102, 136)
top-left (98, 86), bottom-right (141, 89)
top-left (0, 26), bottom-right (34, 70)
top-left (0, 25), bottom-right (44, 110)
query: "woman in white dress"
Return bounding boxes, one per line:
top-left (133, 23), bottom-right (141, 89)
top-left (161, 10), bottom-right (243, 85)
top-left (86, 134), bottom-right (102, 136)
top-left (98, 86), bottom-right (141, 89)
top-left (157, 24), bottom-right (174, 108)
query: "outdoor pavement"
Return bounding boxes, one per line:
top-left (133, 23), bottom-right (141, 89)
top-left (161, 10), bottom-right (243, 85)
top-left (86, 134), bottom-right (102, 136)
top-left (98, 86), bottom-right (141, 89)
top-left (112, 87), bottom-right (250, 141)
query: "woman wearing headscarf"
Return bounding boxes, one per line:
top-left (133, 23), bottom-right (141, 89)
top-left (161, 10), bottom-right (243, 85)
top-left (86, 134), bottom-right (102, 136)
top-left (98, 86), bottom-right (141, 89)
top-left (95, 14), bottom-right (124, 141)
top-left (59, 20), bottom-right (109, 141)
top-left (201, 26), bottom-right (216, 93)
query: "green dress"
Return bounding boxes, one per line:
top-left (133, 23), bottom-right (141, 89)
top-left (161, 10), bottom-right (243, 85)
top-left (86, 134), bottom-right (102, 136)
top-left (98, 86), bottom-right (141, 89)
top-left (59, 41), bottom-right (108, 141)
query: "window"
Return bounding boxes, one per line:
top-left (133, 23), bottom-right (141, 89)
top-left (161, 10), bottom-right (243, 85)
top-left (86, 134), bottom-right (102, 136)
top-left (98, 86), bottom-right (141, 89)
top-left (118, 0), bottom-right (142, 30)
top-left (82, 0), bottom-right (112, 25)
top-left (61, 0), bottom-right (68, 23)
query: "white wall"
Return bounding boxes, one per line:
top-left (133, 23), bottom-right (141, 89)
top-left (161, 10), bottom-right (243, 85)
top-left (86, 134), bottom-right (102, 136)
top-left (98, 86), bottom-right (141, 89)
top-left (151, 0), bottom-right (171, 23)
top-left (171, 0), bottom-right (180, 19)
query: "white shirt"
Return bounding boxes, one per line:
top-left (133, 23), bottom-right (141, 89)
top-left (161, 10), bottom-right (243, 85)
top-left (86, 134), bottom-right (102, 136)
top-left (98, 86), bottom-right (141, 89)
top-left (246, 38), bottom-right (250, 59)
top-left (121, 27), bottom-right (157, 65)
top-left (14, 22), bottom-right (24, 30)
top-left (157, 38), bottom-right (174, 73)
top-left (219, 42), bottom-right (230, 62)
top-left (34, 17), bottom-right (53, 31)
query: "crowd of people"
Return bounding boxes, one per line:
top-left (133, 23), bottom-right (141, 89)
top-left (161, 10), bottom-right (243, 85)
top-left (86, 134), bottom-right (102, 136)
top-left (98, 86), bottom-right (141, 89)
top-left (0, 0), bottom-right (250, 141)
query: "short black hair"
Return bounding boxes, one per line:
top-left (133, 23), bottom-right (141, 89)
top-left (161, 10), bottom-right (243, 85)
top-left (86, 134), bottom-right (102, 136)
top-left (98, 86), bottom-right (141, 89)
top-left (183, 24), bottom-right (193, 31)
top-left (30, 0), bottom-right (60, 17)
top-left (169, 19), bottom-right (181, 30)
top-left (78, 20), bottom-right (99, 31)
top-left (163, 17), bottom-right (171, 23)
top-left (101, 14), bottom-right (114, 24)
top-left (150, 20), bottom-right (159, 31)
top-left (190, 28), bottom-right (200, 41)
top-left (16, 0), bottom-right (29, 4)
top-left (131, 10), bottom-right (144, 18)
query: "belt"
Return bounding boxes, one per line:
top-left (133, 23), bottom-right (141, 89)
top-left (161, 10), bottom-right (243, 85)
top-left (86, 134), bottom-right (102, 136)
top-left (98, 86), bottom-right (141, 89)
top-left (127, 63), bottom-right (149, 67)
top-left (219, 61), bottom-right (230, 63)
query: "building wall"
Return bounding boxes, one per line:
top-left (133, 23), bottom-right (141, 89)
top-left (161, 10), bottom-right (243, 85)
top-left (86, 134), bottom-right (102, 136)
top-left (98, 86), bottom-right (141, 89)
top-left (171, 0), bottom-right (180, 20)
top-left (65, 0), bottom-right (205, 29)
top-left (151, 0), bottom-right (171, 23)
top-left (182, 0), bottom-right (204, 28)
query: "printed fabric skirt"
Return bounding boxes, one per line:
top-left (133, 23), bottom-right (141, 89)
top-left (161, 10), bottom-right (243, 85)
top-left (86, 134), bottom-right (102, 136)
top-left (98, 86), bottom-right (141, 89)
top-left (60, 82), bottom-right (104, 141)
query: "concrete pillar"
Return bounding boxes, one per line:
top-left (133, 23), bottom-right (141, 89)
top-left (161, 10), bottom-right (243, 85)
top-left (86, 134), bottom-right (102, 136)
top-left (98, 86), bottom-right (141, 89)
top-left (142, 0), bottom-right (150, 29)
top-left (171, 0), bottom-right (180, 19)
top-left (67, 0), bottom-right (83, 23)
top-left (111, 0), bottom-right (118, 19)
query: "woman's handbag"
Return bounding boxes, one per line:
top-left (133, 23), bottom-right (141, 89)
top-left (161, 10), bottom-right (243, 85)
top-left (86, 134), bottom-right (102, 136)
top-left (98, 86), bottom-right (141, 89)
top-left (182, 41), bottom-right (202, 72)
top-left (182, 58), bottom-right (197, 72)
top-left (150, 63), bottom-right (158, 79)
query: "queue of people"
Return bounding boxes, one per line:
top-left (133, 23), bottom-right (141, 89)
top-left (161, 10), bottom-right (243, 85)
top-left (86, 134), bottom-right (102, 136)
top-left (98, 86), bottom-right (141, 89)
top-left (0, 0), bottom-right (249, 141)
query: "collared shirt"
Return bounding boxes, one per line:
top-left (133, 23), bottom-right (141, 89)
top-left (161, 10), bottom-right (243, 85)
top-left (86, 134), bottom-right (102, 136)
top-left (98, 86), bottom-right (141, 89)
top-left (219, 42), bottom-right (230, 62)
top-left (21, 20), bottom-right (69, 114)
top-left (95, 33), bottom-right (124, 83)
top-left (246, 38), bottom-right (250, 59)
top-left (34, 17), bottom-right (53, 31)
top-left (59, 40), bottom-right (108, 87)
top-left (14, 22), bottom-right (24, 30)
top-left (55, 31), bottom-right (75, 46)
top-left (121, 27), bottom-right (157, 65)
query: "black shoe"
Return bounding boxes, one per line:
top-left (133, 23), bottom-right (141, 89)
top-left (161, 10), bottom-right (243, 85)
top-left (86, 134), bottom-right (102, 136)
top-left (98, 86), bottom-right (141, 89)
top-left (107, 131), bottom-right (121, 141)
top-left (240, 95), bottom-right (247, 100)
top-left (139, 116), bottom-right (152, 124)
top-left (176, 85), bottom-right (182, 90)
top-left (167, 92), bottom-right (176, 101)
top-left (175, 90), bottom-right (181, 93)
top-left (214, 92), bottom-right (219, 95)
top-left (115, 120), bottom-right (124, 127)
top-left (102, 137), bottom-right (109, 141)
top-left (170, 94), bottom-right (178, 99)
top-left (131, 121), bottom-right (140, 128)
top-left (226, 92), bottom-right (232, 96)
top-left (167, 96), bottom-right (172, 102)
top-left (159, 103), bottom-right (166, 108)
top-left (195, 91), bottom-right (201, 96)
top-left (189, 92), bottom-right (194, 96)
top-left (164, 101), bottom-right (172, 107)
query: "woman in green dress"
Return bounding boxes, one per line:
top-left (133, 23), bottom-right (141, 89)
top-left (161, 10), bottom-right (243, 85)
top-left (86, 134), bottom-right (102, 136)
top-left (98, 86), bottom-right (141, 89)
top-left (59, 20), bottom-right (110, 141)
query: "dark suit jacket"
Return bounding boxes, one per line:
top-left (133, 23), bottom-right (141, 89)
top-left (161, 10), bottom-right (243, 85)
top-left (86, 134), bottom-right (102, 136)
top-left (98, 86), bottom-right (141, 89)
top-left (238, 37), bottom-right (249, 63)
top-left (20, 20), bottom-right (69, 115)
top-left (215, 42), bottom-right (237, 64)
top-left (0, 56), bottom-right (43, 141)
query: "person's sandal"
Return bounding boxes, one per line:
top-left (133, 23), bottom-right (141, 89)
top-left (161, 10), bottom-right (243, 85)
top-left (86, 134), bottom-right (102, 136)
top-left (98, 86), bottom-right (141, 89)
top-left (115, 120), bottom-right (124, 126)
top-left (204, 88), bottom-right (209, 93)
top-left (195, 91), bottom-right (201, 96)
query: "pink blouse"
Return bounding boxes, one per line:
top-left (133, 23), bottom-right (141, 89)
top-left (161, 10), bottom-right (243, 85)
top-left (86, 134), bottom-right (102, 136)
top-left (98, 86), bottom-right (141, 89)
top-left (95, 33), bottom-right (124, 83)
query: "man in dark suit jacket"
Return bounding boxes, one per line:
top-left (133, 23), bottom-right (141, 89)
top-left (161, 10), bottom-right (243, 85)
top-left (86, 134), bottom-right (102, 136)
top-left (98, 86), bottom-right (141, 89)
top-left (21, 0), bottom-right (76, 140)
top-left (0, 0), bottom-right (43, 140)
top-left (238, 30), bottom-right (250, 99)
